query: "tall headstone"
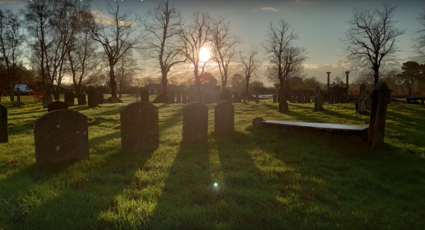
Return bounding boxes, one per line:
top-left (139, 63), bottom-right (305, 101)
top-left (34, 110), bottom-right (88, 163)
top-left (120, 102), bottom-right (159, 152)
top-left (64, 92), bottom-right (75, 106)
top-left (214, 102), bottom-right (234, 134)
top-left (77, 94), bottom-right (86, 105)
top-left (47, 101), bottom-right (68, 112)
top-left (368, 82), bottom-right (391, 149)
top-left (13, 88), bottom-right (24, 107)
top-left (314, 86), bottom-right (324, 111)
top-left (278, 87), bottom-right (288, 112)
top-left (140, 90), bottom-right (149, 103)
top-left (41, 94), bottom-right (53, 108)
top-left (88, 90), bottom-right (98, 107)
top-left (356, 84), bottom-right (367, 114)
top-left (97, 92), bottom-right (104, 104)
top-left (183, 102), bottom-right (208, 142)
top-left (255, 94), bottom-right (259, 104)
top-left (0, 104), bottom-right (7, 143)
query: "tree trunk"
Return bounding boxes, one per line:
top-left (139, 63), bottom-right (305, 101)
top-left (109, 65), bottom-right (117, 97)
top-left (245, 78), bottom-right (250, 93)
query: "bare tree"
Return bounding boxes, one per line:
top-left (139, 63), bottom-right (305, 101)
top-left (415, 8), bottom-right (425, 62)
top-left (180, 11), bottom-right (212, 93)
top-left (210, 16), bottom-right (239, 91)
top-left (343, 4), bottom-right (404, 85)
top-left (264, 19), bottom-right (306, 89)
top-left (141, 1), bottom-right (186, 102)
top-left (89, 2), bottom-right (142, 98)
top-left (115, 50), bottom-right (138, 98)
top-left (0, 9), bottom-right (24, 101)
top-left (239, 47), bottom-right (259, 94)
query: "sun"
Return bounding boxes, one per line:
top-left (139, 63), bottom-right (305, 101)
top-left (199, 46), bottom-right (211, 62)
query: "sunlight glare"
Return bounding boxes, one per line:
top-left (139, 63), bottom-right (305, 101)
top-left (199, 47), bottom-right (211, 62)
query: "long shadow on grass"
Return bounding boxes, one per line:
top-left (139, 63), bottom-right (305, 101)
top-left (148, 141), bottom-right (212, 229)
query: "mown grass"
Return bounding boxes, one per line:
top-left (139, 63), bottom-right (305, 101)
top-left (1, 94), bottom-right (424, 230)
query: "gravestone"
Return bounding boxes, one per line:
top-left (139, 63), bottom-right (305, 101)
top-left (0, 104), bottom-right (7, 143)
top-left (252, 117), bottom-right (265, 128)
top-left (120, 102), bottom-right (159, 151)
top-left (41, 94), bottom-right (53, 108)
top-left (13, 88), bottom-right (24, 107)
top-left (273, 94), bottom-right (277, 103)
top-left (182, 92), bottom-right (188, 104)
top-left (278, 87), bottom-right (289, 112)
top-left (214, 102), bottom-right (234, 134)
top-left (64, 92), bottom-right (75, 106)
top-left (255, 94), bottom-right (259, 104)
top-left (97, 92), bottom-right (104, 104)
top-left (34, 110), bottom-right (89, 163)
top-left (47, 101), bottom-right (68, 112)
top-left (368, 82), bottom-right (392, 149)
top-left (183, 102), bottom-right (208, 142)
top-left (168, 92), bottom-right (175, 104)
top-left (87, 90), bottom-right (98, 107)
top-left (314, 86), bottom-right (324, 111)
top-left (356, 84), bottom-right (367, 114)
top-left (77, 94), bottom-right (86, 105)
top-left (140, 90), bottom-right (149, 103)
top-left (176, 93), bottom-right (182, 103)
top-left (53, 92), bottom-right (60, 101)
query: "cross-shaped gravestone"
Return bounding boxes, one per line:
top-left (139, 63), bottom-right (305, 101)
top-left (0, 104), bottom-right (8, 143)
top-left (13, 88), bottom-right (24, 107)
top-left (34, 110), bottom-right (89, 163)
top-left (120, 102), bottom-right (159, 151)
top-left (368, 82), bottom-right (392, 149)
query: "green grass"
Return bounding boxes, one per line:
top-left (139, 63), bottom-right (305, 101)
top-left (1, 94), bottom-right (425, 230)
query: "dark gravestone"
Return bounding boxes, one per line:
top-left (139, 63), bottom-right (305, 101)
top-left (255, 94), bottom-right (259, 104)
top-left (182, 93), bottom-right (188, 104)
top-left (278, 87), bottom-right (289, 112)
top-left (120, 102), bottom-right (159, 151)
top-left (176, 93), bottom-right (182, 104)
top-left (34, 110), bottom-right (89, 164)
top-left (140, 90), bottom-right (149, 103)
top-left (48, 101), bottom-right (68, 112)
top-left (368, 82), bottom-right (392, 150)
top-left (0, 104), bottom-right (8, 143)
top-left (252, 117), bottom-right (265, 128)
top-left (97, 92), bottom-right (104, 104)
top-left (214, 102), bottom-right (234, 134)
top-left (168, 92), bottom-right (175, 104)
top-left (273, 94), bottom-right (277, 103)
top-left (88, 90), bottom-right (98, 107)
top-left (64, 92), bottom-right (75, 106)
top-left (41, 94), bottom-right (53, 108)
top-left (183, 102), bottom-right (208, 142)
top-left (314, 86), bottom-right (324, 111)
top-left (77, 94), bottom-right (86, 105)
top-left (13, 88), bottom-right (24, 107)
top-left (53, 92), bottom-right (60, 101)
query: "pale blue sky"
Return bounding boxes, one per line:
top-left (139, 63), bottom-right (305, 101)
top-left (2, 0), bottom-right (425, 83)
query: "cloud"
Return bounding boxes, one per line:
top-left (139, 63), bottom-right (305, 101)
top-left (91, 10), bottom-right (135, 26)
top-left (293, 0), bottom-right (315, 6)
top-left (0, 0), bottom-right (24, 7)
top-left (253, 7), bottom-right (279, 12)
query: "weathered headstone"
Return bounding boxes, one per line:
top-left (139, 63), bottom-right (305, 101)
top-left (278, 87), bottom-right (289, 112)
top-left (140, 90), bottom-right (149, 103)
top-left (47, 101), bottom-right (69, 112)
top-left (182, 102), bottom-right (208, 142)
top-left (77, 94), bottom-right (86, 105)
top-left (314, 86), bottom-right (324, 111)
top-left (252, 117), bottom-right (264, 128)
top-left (88, 90), bottom-right (98, 107)
top-left (214, 102), bottom-right (234, 134)
top-left (41, 94), bottom-right (53, 108)
top-left (34, 110), bottom-right (89, 163)
top-left (97, 92), bottom-right (104, 104)
top-left (356, 84), bottom-right (367, 114)
top-left (255, 94), bottom-right (259, 104)
top-left (13, 88), bottom-right (24, 107)
top-left (0, 104), bottom-right (8, 143)
top-left (368, 82), bottom-right (392, 149)
top-left (64, 92), bottom-right (75, 106)
top-left (120, 102), bottom-right (159, 151)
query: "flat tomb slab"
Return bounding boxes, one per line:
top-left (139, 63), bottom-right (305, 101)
top-left (262, 120), bottom-right (368, 136)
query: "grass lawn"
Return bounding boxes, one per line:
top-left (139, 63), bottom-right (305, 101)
top-left (1, 94), bottom-right (425, 230)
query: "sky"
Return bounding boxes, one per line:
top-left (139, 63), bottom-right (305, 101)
top-left (1, 0), bottom-right (425, 84)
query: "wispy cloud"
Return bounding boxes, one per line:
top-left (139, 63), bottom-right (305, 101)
top-left (293, 0), bottom-right (315, 6)
top-left (0, 0), bottom-right (24, 7)
top-left (253, 7), bottom-right (279, 12)
top-left (91, 10), bottom-right (135, 26)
